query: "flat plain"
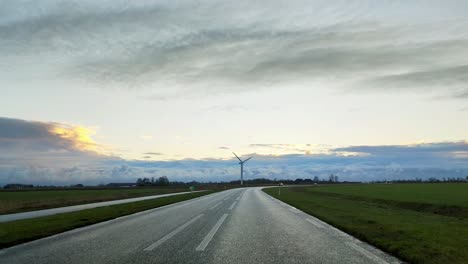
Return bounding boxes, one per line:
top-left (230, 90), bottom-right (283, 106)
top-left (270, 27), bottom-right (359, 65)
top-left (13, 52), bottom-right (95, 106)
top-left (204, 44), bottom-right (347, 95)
top-left (264, 183), bottom-right (468, 264)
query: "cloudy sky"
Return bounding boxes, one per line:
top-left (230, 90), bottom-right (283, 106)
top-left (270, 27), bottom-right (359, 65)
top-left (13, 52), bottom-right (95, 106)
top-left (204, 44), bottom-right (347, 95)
top-left (1, 0), bottom-right (467, 185)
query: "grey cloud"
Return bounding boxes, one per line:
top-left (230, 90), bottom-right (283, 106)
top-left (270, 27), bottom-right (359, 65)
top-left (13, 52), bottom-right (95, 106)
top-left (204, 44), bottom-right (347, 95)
top-left (0, 117), bottom-right (51, 139)
top-left (143, 152), bottom-right (163, 156)
top-left (1, 1), bottom-right (468, 99)
top-left (250, 144), bottom-right (299, 147)
top-left (79, 26), bottom-right (468, 97)
top-left (456, 91), bottom-right (468, 99)
top-left (60, 26), bottom-right (468, 99)
top-left (366, 64), bottom-right (468, 98)
top-left (334, 142), bottom-right (468, 155)
top-left (249, 144), bottom-right (314, 154)
top-left (0, 117), bottom-right (73, 153)
top-left (332, 142), bottom-right (468, 168)
top-left (0, 117), bottom-right (111, 165)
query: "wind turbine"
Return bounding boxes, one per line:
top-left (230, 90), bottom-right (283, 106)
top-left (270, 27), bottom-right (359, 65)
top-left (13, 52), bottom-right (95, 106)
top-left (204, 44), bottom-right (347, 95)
top-left (233, 152), bottom-right (252, 185)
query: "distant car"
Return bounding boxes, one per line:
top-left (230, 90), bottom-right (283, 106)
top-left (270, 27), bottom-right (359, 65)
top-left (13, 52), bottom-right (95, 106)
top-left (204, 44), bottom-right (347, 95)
top-left (278, 182), bottom-right (283, 186)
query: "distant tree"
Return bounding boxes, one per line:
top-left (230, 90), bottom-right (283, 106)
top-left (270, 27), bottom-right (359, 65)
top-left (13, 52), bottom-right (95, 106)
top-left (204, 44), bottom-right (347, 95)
top-left (313, 176), bottom-right (319, 183)
top-left (328, 174), bottom-right (335, 183)
top-left (3, 184), bottom-right (34, 189)
top-left (334, 175), bottom-right (339, 183)
top-left (156, 176), bottom-right (169, 186)
top-left (136, 177), bottom-right (152, 186)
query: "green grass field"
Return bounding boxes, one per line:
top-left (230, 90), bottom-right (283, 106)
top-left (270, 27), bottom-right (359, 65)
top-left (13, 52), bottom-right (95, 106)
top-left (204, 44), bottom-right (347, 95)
top-left (0, 187), bottom-right (192, 214)
top-left (0, 191), bottom-right (212, 249)
top-left (264, 183), bottom-right (468, 264)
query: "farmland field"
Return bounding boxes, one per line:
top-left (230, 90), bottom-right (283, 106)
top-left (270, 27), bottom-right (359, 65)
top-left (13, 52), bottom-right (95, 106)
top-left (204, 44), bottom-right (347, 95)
top-left (0, 187), bottom-right (191, 215)
top-left (264, 183), bottom-right (468, 264)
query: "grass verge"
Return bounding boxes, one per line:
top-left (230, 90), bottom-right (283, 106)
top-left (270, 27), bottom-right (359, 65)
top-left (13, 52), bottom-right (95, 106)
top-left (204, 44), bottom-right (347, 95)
top-left (0, 187), bottom-right (193, 214)
top-left (264, 184), bottom-right (468, 264)
top-left (0, 191), bottom-right (212, 249)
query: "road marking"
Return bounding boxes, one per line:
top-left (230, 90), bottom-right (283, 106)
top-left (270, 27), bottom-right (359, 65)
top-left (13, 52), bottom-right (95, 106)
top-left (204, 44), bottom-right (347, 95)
top-left (347, 242), bottom-right (389, 264)
top-left (228, 201), bottom-right (237, 210)
top-left (209, 202), bottom-right (223, 210)
top-left (289, 207), bottom-right (300, 213)
top-left (306, 218), bottom-right (324, 228)
top-left (287, 204), bottom-right (300, 213)
top-left (144, 214), bottom-right (204, 251)
top-left (196, 214), bottom-right (228, 251)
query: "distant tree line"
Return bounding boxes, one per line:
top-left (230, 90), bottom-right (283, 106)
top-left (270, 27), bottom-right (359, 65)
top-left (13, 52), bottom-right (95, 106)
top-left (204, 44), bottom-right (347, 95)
top-left (2, 175), bottom-right (345, 189)
top-left (3, 175), bottom-right (467, 189)
top-left (136, 176), bottom-right (170, 186)
top-left (226, 174), bottom-right (344, 185)
top-left (2, 184), bottom-right (34, 189)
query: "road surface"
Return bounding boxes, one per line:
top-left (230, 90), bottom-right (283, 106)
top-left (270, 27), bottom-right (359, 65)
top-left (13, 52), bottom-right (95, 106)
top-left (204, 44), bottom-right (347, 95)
top-left (0, 187), bottom-right (401, 264)
top-left (0, 190), bottom-right (207, 223)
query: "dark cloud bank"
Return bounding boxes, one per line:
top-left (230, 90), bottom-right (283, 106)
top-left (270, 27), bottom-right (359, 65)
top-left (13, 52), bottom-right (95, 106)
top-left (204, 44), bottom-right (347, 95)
top-left (1, 117), bottom-right (467, 185)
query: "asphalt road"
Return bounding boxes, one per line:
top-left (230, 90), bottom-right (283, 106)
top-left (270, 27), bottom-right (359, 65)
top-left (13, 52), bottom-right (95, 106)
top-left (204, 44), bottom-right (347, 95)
top-left (0, 187), bottom-right (401, 264)
top-left (0, 190), bottom-right (207, 223)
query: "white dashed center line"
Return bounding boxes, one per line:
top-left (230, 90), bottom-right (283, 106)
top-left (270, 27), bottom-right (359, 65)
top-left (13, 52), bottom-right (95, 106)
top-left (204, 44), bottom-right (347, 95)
top-left (228, 201), bottom-right (237, 210)
top-left (144, 214), bottom-right (204, 251)
top-left (196, 214), bottom-right (228, 251)
top-left (209, 202), bottom-right (222, 210)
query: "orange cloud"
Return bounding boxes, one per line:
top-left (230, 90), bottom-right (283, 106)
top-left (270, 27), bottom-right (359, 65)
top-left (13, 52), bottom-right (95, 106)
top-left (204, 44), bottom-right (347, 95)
top-left (49, 124), bottom-right (106, 155)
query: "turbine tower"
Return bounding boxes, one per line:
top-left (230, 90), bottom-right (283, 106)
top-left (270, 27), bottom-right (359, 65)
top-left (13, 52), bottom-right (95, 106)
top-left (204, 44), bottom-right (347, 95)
top-left (233, 152), bottom-right (252, 185)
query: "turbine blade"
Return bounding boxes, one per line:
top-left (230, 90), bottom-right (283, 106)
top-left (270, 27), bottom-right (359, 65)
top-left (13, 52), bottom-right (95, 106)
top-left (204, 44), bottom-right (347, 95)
top-left (233, 152), bottom-right (242, 162)
top-left (243, 157), bottom-right (252, 163)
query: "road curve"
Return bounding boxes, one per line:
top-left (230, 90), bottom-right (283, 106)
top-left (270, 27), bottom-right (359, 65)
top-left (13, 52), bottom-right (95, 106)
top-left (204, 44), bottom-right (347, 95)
top-left (0, 187), bottom-right (401, 264)
top-left (0, 190), bottom-right (207, 223)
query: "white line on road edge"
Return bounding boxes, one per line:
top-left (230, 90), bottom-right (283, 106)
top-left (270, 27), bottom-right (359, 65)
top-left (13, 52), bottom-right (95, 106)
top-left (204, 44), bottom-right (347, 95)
top-left (289, 207), bottom-right (300, 213)
top-left (144, 214), bottom-right (204, 251)
top-left (228, 201), bottom-right (237, 210)
top-left (306, 218), bottom-right (324, 228)
top-left (347, 242), bottom-right (389, 264)
top-left (209, 202), bottom-right (223, 210)
top-left (196, 214), bottom-right (228, 251)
